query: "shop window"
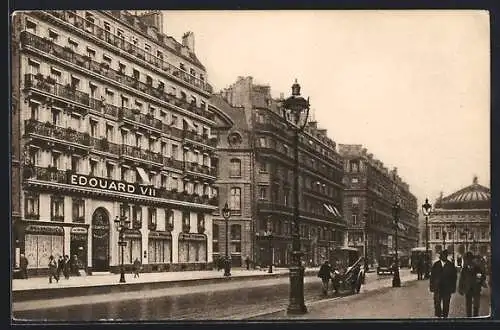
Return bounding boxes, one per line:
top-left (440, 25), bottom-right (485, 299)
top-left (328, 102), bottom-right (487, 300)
top-left (50, 195), bottom-right (64, 222)
top-left (72, 199), bottom-right (85, 223)
top-left (133, 206), bottom-right (142, 227)
top-left (148, 208), bottom-right (157, 230)
top-left (25, 193), bottom-right (39, 220)
top-left (120, 203), bottom-right (131, 226)
top-left (230, 224), bottom-right (241, 240)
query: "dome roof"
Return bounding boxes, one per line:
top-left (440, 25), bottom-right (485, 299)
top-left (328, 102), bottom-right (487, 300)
top-left (435, 176), bottom-right (490, 209)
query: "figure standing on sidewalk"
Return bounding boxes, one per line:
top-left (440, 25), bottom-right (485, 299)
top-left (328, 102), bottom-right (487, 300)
top-left (19, 253), bottom-right (28, 279)
top-left (57, 256), bottom-right (64, 279)
top-left (48, 255), bottom-right (59, 283)
top-left (133, 257), bottom-right (141, 278)
top-left (429, 250), bottom-right (457, 318)
top-left (458, 252), bottom-right (487, 317)
top-left (63, 255), bottom-right (70, 280)
top-left (245, 256), bottom-right (251, 270)
top-left (417, 253), bottom-right (425, 280)
top-left (318, 260), bottom-right (332, 296)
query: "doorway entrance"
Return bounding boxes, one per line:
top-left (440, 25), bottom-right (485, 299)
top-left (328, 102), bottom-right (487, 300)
top-left (91, 207), bottom-right (110, 271)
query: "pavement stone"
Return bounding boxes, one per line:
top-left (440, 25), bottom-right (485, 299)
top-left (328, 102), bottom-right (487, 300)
top-left (251, 276), bottom-right (491, 320)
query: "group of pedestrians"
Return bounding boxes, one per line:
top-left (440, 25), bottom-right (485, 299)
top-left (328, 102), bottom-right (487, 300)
top-left (430, 250), bottom-right (488, 318)
top-left (48, 255), bottom-right (73, 283)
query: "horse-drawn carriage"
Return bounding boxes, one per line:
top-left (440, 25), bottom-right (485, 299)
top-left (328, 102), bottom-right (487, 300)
top-left (330, 247), bottom-right (366, 295)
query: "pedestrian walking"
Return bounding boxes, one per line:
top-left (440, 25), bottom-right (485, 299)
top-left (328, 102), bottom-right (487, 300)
top-left (429, 250), bottom-right (457, 318)
top-left (133, 257), bottom-right (141, 278)
top-left (71, 254), bottom-right (79, 276)
top-left (458, 252), bottom-right (487, 317)
top-left (63, 255), bottom-right (70, 280)
top-left (417, 253), bottom-right (425, 280)
top-left (48, 255), bottom-right (59, 283)
top-left (19, 253), bottom-right (29, 279)
top-left (245, 256), bottom-right (250, 270)
top-left (317, 260), bottom-right (332, 296)
top-left (57, 255), bottom-right (64, 279)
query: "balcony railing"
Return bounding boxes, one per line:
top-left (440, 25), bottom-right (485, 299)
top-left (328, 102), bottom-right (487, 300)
top-left (35, 13), bottom-right (213, 94)
top-left (24, 73), bottom-right (90, 107)
top-left (21, 30), bottom-right (215, 122)
top-left (163, 157), bottom-right (184, 171)
top-left (120, 144), bottom-right (163, 164)
top-left (89, 137), bottom-right (121, 154)
top-left (183, 130), bottom-right (217, 148)
top-left (184, 162), bottom-right (217, 177)
top-left (25, 119), bottom-right (91, 147)
top-left (118, 107), bottom-right (163, 131)
top-left (25, 166), bottom-right (68, 184)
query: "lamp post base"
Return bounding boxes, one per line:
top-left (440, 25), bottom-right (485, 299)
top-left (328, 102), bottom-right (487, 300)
top-left (268, 265), bottom-right (273, 273)
top-left (119, 270), bottom-right (126, 283)
top-left (392, 268), bottom-right (401, 287)
top-left (287, 265), bottom-right (308, 315)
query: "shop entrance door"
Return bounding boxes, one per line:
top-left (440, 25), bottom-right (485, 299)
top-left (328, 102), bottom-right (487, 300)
top-left (91, 208), bottom-right (110, 271)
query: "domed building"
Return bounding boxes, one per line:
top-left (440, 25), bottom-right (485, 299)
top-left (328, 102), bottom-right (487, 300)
top-left (427, 176), bottom-right (490, 265)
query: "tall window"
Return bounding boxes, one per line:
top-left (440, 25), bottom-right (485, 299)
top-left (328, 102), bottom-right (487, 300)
top-left (230, 224), bottom-right (242, 253)
top-left (133, 206), bottom-right (142, 225)
top-left (51, 195), bottom-right (64, 222)
top-left (229, 188), bottom-right (241, 212)
top-left (352, 214), bottom-right (357, 225)
top-left (182, 211), bottom-right (190, 229)
top-left (259, 160), bottom-right (267, 173)
top-left (25, 193), bottom-right (39, 219)
top-left (120, 203), bottom-right (131, 226)
top-left (284, 189), bottom-right (290, 206)
top-left (213, 224), bottom-right (219, 252)
top-left (148, 208), bottom-right (157, 229)
top-left (229, 159), bottom-right (241, 177)
top-left (197, 213), bottom-right (205, 229)
top-left (259, 186), bottom-right (267, 200)
top-left (72, 199), bottom-right (85, 223)
top-left (89, 159), bottom-right (98, 176)
top-left (165, 209), bottom-right (174, 228)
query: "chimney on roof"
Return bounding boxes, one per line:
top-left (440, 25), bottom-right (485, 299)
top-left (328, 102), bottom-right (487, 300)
top-left (136, 10), bottom-right (164, 34)
top-left (182, 31), bottom-right (195, 52)
top-left (473, 175), bottom-right (478, 184)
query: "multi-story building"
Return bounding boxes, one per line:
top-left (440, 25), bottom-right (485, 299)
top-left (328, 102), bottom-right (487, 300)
top-left (428, 176), bottom-right (491, 264)
top-left (338, 144), bottom-right (419, 265)
top-left (11, 10), bottom-right (218, 275)
top-left (212, 76), bottom-right (346, 267)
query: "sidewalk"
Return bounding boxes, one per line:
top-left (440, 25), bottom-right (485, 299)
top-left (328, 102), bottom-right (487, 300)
top-left (249, 274), bottom-right (491, 320)
top-left (12, 267), bottom-right (320, 301)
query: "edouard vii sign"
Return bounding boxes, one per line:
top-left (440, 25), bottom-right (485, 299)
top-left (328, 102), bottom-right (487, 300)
top-left (69, 174), bottom-right (157, 197)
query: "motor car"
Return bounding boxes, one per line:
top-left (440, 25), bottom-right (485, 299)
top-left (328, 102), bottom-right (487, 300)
top-left (376, 254), bottom-right (395, 275)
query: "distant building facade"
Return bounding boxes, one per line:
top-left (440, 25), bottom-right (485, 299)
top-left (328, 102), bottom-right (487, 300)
top-left (212, 76), bottom-right (346, 267)
top-left (428, 176), bottom-right (491, 263)
top-left (338, 144), bottom-right (419, 264)
top-left (11, 10), bottom-right (218, 274)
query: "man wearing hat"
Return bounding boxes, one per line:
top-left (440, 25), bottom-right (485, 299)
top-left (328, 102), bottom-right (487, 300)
top-left (429, 250), bottom-right (457, 318)
top-left (458, 252), bottom-right (487, 317)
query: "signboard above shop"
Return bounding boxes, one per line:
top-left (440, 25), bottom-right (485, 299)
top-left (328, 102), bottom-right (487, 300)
top-left (69, 174), bottom-right (157, 197)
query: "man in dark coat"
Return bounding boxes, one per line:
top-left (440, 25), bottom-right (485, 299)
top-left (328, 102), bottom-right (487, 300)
top-left (430, 250), bottom-right (457, 318)
top-left (317, 260), bottom-right (332, 296)
top-left (458, 252), bottom-right (487, 317)
top-left (19, 254), bottom-right (29, 279)
top-left (417, 253), bottom-right (425, 280)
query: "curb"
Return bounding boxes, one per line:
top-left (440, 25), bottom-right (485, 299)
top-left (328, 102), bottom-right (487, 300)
top-left (243, 277), bottom-right (420, 320)
top-left (12, 269), bottom-right (318, 302)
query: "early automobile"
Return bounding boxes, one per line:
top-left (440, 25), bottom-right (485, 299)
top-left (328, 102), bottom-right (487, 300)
top-left (330, 247), bottom-right (365, 295)
top-left (376, 254), bottom-right (395, 275)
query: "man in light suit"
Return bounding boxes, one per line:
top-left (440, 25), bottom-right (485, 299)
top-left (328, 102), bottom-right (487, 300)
top-left (430, 250), bottom-right (457, 318)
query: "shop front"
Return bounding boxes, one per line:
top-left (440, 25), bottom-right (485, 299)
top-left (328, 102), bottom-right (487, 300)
top-left (23, 224), bottom-right (64, 276)
top-left (70, 226), bottom-right (88, 272)
top-left (147, 231), bottom-right (172, 272)
top-left (91, 207), bottom-right (111, 272)
top-left (177, 232), bottom-right (208, 271)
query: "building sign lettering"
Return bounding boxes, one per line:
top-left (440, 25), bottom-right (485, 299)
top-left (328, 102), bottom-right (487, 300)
top-left (69, 174), bottom-right (156, 197)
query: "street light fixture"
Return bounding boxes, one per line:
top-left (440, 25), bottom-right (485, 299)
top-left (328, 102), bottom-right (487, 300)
top-left (442, 231), bottom-right (447, 257)
top-left (222, 202), bottom-right (231, 277)
top-left (281, 79), bottom-right (310, 315)
top-left (422, 198), bottom-right (432, 279)
top-left (114, 215), bottom-right (130, 283)
top-left (264, 216), bottom-right (273, 273)
top-left (463, 225), bottom-right (470, 253)
top-left (392, 200), bottom-right (401, 288)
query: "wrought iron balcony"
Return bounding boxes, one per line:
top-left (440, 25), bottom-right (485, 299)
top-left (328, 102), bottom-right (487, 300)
top-left (182, 130), bottom-right (217, 148)
top-left (184, 162), bottom-right (217, 178)
top-left (163, 157), bottom-right (184, 171)
top-left (21, 30), bottom-right (214, 121)
top-left (24, 119), bottom-right (91, 147)
top-left (36, 13), bottom-right (214, 95)
top-left (89, 137), bottom-right (121, 154)
top-left (120, 144), bottom-right (163, 165)
top-left (24, 165), bottom-right (68, 184)
top-left (24, 73), bottom-right (90, 108)
top-left (118, 107), bottom-right (163, 131)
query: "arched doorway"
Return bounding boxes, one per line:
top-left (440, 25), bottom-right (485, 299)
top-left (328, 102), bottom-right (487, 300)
top-left (91, 207), bottom-right (110, 271)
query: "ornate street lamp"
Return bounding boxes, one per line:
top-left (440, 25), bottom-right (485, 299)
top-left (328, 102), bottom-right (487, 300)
top-left (422, 198), bottom-right (432, 279)
top-left (392, 200), bottom-right (401, 288)
top-left (264, 216), bottom-right (274, 273)
top-left (281, 79), bottom-right (310, 315)
top-left (114, 215), bottom-right (130, 283)
top-left (463, 225), bottom-right (470, 252)
top-left (222, 202), bottom-right (231, 277)
top-left (450, 223), bottom-right (456, 265)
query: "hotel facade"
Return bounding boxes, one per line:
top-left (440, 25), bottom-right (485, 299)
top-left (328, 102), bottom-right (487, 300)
top-left (11, 10), bottom-right (219, 275)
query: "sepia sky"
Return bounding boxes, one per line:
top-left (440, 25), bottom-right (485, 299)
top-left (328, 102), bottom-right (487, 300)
top-left (162, 10), bottom-right (490, 208)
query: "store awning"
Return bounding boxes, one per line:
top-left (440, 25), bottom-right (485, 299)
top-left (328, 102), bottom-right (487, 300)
top-left (323, 203), bottom-right (334, 215)
top-left (183, 117), bottom-right (196, 131)
top-left (397, 222), bottom-right (407, 231)
top-left (136, 167), bottom-right (151, 185)
top-left (332, 206), bottom-right (342, 218)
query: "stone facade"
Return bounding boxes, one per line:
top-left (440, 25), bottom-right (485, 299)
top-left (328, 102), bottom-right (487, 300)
top-left (338, 144), bottom-right (419, 266)
top-left (12, 10), bottom-right (218, 275)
